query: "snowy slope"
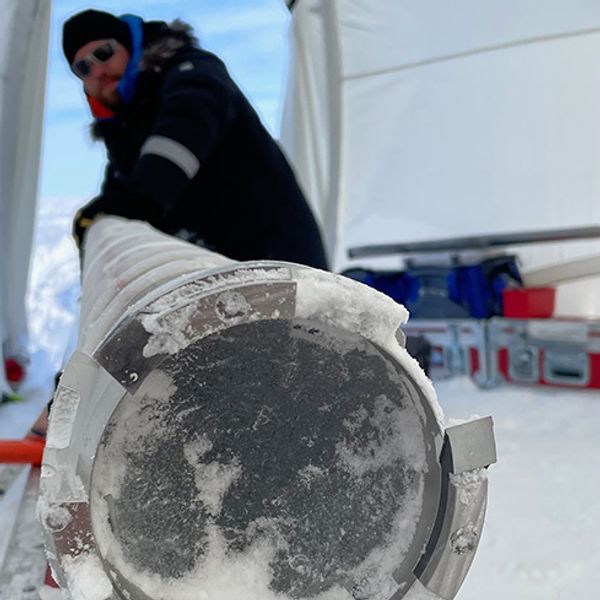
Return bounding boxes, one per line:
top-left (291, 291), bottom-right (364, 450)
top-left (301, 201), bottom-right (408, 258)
top-left (1, 194), bottom-right (600, 598)
top-left (0, 195), bottom-right (81, 439)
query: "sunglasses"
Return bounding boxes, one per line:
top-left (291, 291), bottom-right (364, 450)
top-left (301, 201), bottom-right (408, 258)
top-left (71, 40), bottom-right (117, 79)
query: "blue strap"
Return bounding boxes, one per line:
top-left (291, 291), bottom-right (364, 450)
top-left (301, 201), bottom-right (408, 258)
top-left (117, 14), bottom-right (144, 105)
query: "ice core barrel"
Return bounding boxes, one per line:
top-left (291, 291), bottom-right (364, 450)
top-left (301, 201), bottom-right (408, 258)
top-left (39, 216), bottom-right (495, 600)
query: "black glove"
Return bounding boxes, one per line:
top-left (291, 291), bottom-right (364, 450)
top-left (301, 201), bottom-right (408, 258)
top-left (72, 190), bottom-right (162, 247)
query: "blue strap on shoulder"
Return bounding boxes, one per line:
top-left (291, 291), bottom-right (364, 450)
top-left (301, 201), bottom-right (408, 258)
top-left (117, 14), bottom-right (144, 105)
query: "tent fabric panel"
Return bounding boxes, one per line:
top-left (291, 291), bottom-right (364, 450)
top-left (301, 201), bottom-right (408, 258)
top-left (0, 0), bottom-right (50, 392)
top-left (281, 1), bottom-right (600, 272)
top-left (280, 0), bottom-right (344, 263)
top-left (340, 33), bottom-right (600, 270)
top-left (338, 0), bottom-right (600, 79)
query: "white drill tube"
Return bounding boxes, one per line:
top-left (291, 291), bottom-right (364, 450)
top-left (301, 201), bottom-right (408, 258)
top-left (39, 216), bottom-right (495, 600)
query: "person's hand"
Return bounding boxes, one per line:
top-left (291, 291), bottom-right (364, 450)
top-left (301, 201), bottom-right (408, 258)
top-left (72, 190), bottom-right (161, 246)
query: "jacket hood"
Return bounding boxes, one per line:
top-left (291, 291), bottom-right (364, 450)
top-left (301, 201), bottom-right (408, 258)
top-left (89, 19), bottom-right (198, 137)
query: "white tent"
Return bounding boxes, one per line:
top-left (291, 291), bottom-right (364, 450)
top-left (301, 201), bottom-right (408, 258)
top-left (281, 0), bottom-right (600, 274)
top-left (0, 0), bottom-right (50, 395)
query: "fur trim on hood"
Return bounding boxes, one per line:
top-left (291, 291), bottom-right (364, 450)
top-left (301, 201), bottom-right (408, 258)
top-left (139, 19), bottom-right (198, 73)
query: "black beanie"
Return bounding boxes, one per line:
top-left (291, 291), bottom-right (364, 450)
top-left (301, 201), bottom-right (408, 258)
top-left (62, 9), bottom-right (132, 64)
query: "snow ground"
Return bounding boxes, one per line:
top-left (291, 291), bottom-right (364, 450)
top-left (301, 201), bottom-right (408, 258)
top-left (1, 194), bottom-right (600, 598)
top-left (436, 377), bottom-right (600, 599)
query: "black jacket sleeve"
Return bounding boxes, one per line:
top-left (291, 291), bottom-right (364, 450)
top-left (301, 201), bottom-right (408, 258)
top-left (128, 53), bottom-right (237, 216)
top-left (72, 164), bottom-right (161, 247)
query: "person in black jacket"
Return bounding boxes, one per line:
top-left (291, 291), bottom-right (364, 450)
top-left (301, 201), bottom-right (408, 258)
top-left (62, 9), bottom-right (328, 269)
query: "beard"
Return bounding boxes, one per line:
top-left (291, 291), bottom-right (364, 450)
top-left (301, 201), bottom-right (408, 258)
top-left (100, 89), bottom-right (120, 108)
top-left (86, 78), bottom-right (121, 109)
top-left (99, 80), bottom-right (121, 108)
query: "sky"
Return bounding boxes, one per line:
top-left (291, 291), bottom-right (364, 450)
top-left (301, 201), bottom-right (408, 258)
top-left (41, 0), bottom-right (291, 199)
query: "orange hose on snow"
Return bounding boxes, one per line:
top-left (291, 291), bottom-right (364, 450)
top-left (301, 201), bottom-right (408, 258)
top-left (0, 439), bottom-right (45, 465)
